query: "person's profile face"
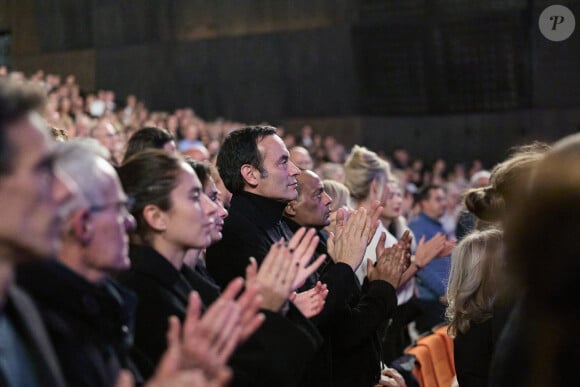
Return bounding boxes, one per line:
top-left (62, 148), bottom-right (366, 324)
top-left (255, 135), bottom-right (301, 202)
top-left (0, 112), bottom-right (75, 259)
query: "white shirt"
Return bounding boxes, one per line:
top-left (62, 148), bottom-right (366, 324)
top-left (355, 223), bottom-right (415, 305)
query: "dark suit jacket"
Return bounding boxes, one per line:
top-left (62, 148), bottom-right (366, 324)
top-left (285, 220), bottom-right (398, 387)
top-left (17, 261), bottom-right (139, 387)
top-left (0, 284), bottom-right (66, 387)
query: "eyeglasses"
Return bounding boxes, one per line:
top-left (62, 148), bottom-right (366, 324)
top-left (88, 197), bottom-right (135, 215)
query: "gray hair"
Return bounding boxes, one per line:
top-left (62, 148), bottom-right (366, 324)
top-left (54, 138), bottom-right (113, 217)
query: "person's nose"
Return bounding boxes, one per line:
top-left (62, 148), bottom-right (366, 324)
top-left (201, 193), bottom-right (218, 219)
top-left (323, 192), bottom-right (333, 207)
top-left (288, 160), bottom-right (301, 177)
top-left (217, 199), bottom-right (229, 219)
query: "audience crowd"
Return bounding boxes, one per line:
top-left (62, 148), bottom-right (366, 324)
top-left (1, 67), bottom-right (577, 387)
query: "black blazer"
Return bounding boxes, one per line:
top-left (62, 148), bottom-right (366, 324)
top-left (0, 284), bottom-right (66, 387)
top-left (284, 223), bottom-right (398, 387)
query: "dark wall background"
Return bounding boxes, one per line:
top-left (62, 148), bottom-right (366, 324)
top-left (1, 0), bottom-right (579, 165)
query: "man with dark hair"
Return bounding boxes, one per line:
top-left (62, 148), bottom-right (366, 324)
top-left (0, 78), bottom-right (72, 387)
top-left (214, 126), bottom-right (277, 198)
top-left (206, 125), bottom-right (324, 386)
top-left (123, 126), bottom-right (176, 162)
top-left (408, 184), bottom-right (450, 332)
top-left (207, 126), bottom-right (301, 286)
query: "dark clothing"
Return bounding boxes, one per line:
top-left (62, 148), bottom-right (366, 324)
top-left (453, 304), bottom-right (509, 387)
top-left (0, 284), bottom-right (66, 387)
top-left (17, 261), bottom-right (139, 387)
top-left (487, 298), bottom-right (578, 387)
top-left (117, 245), bottom-right (194, 379)
top-left (409, 212), bottom-right (450, 332)
top-left (120, 244), bottom-right (322, 387)
top-left (331, 279), bottom-right (397, 387)
top-left (285, 219), bottom-right (398, 387)
top-left (181, 262), bottom-right (221, 306)
top-left (206, 192), bottom-right (324, 385)
top-left (206, 191), bottom-right (293, 288)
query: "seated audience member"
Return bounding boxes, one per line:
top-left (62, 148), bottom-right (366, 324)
top-left (183, 143), bottom-right (210, 162)
top-left (490, 135), bottom-right (580, 387)
top-left (289, 146), bottom-right (314, 170)
top-left (316, 161), bottom-right (345, 183)
top-left (344, 145), bottom-right (397, 282)
top-left (123, 126), bottom-right (176, 162)
top-left (408, 184), bottom-right (451, 332)
top-left (0, 78), bottom-right (72, 387)
top-left (322, 179), bottom-right (351, 235)
top-left (206, 126), bottom-right (324, 288)
top-left (17, 139), bottom-right (141, 387)
top-left (344, 148), bottom-right (450, 296)
top-left (182, 160), bottom-right (227, 305)
top-left (205, 126), bottom-right (328, 384)
top-left (116, 151), bottom-right (241, 375)
top-left (446, 229), bottom-right (507, 387)
top-left (455, 170), bottom-right (490, 241)
top-left (284, 169), bottom-right (409, 386)
top-left (90, 121), bottom-right (119, 165)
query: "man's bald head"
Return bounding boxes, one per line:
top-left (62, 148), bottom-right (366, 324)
top-left (289, 146), bottom-right (313, 170)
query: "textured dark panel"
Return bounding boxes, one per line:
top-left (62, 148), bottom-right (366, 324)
top-left (353, 1), bottom-right (531, 114)
top-left (34, 0), bottom-right (94, 51)
top-left (92, 0), bottom-right (176, 48)
top-left (96, 26), bottom-right (357, 122)
top-left (532, 1), bottom-right (580, 107)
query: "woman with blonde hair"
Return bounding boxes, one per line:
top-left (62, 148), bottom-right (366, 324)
top-left (322, 179), bottom-right (351, 236)
top-left (344, 145), bottom-right (396, 281)
top-left (446, 228), bottom-right (506, 387)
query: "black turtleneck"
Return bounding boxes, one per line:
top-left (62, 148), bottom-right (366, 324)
top-left (206, 191), bottom-right (294, 289)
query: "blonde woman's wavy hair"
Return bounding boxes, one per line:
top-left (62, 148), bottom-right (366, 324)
top-left (343, 145), bottom-right (391, 201)
top-left (322, 180), bottom-right (350, 211)
top-left (446, 228), bottom-right (504, 337)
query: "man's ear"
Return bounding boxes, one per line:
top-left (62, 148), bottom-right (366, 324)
top-left (240, 164), bottom-right (259, 188)
top-left (284, 200), bottom-right (298, 217)
top-left (69, 209), bottom-right (94, 246)
top-left (142, 204), bottom-right (167, 233)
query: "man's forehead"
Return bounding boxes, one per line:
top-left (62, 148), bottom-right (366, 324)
top-left (258, 134), bottom-right (287, 158)
top-left (298, 171), bottom-right (321, 189)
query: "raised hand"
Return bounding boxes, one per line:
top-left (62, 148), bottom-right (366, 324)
top-left (414, 232), bottom-right (445, 268)
top-left (438, 238), bottom-right (456, 257)
top-left (291, 281), bottom-right (328, 318)
top-left (143, 313), bottom-right (233, 387)
top-left (180, 291), bottom-right (240, 376)
top-left (246, 240), bottom-right (300, 312)
top-left (328, 205), bottom-right (383, 271)
top-left (288, 227), bottom-right (326, 290)
top-left (378, 366), bottom-right (406, 387)
top-left (367, 244), bottom-right (409, 288)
